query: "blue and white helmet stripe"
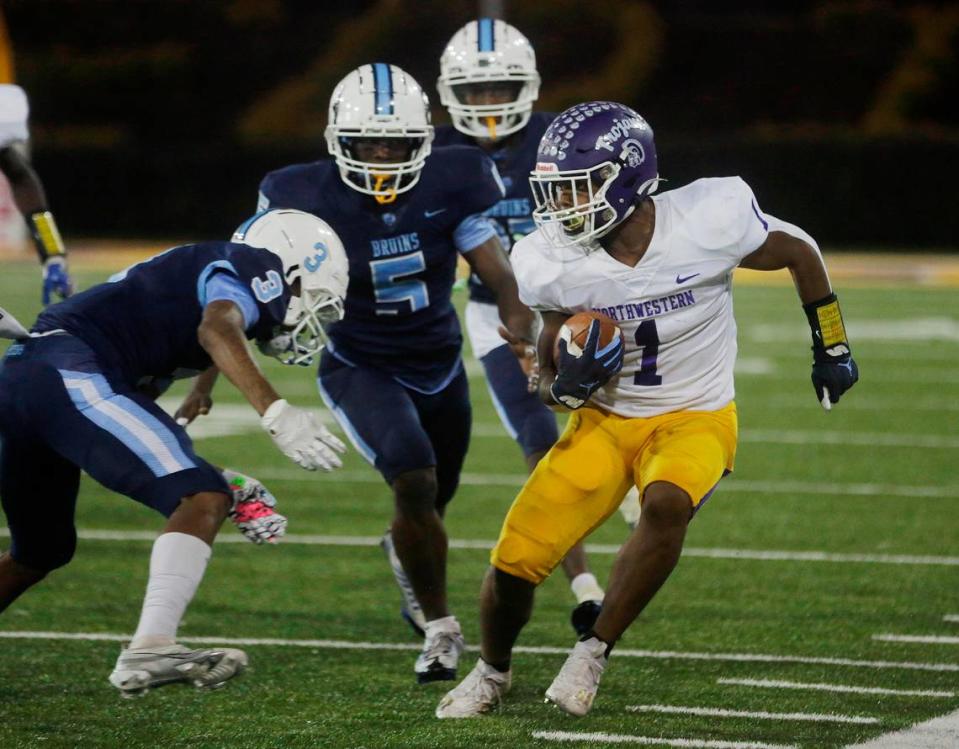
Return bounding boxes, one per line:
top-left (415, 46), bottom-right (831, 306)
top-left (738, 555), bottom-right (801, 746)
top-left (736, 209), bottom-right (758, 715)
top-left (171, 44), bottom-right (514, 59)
top-left (373, 62), bottom-right (394, 115)
top-left (477, 17), bottom-right (495, 51)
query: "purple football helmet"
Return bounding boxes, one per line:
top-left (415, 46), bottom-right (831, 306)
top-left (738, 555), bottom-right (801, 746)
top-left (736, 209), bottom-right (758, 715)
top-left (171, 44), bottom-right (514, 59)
top-left (529, 101), bottom-right (659, 247)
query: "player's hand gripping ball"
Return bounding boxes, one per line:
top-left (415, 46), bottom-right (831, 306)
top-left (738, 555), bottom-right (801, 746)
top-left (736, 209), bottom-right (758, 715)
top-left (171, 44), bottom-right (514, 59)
top-left (553, 311), bottom-right (623, 364)
top-left (550, 311), bottom-right (625, 409)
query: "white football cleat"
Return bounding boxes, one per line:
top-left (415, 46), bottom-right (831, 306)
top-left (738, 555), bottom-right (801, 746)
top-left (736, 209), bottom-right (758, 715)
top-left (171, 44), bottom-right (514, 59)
top-left (415, 616), bottom-right (465, 684)
top-left (544, 637), bottom-right (607, 716)
top-left (108, 643), bottom-right (248, 697)
top-left (380, 529), bottom-right (428, 637)
top-left (436, 658), bottom-right (511, 718)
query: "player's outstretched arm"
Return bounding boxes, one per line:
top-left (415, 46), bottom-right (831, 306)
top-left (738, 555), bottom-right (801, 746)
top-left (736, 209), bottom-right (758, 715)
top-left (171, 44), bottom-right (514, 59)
top-left (740, 231), bottom-right (859, 409)
top-left (197, 300), bottom-right (345, 471)
top-left (465, 236), bottom-right (538, 356)
top-left (0, 145), bottom-right (74, 305)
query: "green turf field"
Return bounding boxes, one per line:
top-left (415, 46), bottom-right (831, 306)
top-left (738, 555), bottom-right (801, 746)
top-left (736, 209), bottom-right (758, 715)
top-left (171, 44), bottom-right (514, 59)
top-left (1, 257), bottom-right (957, 749)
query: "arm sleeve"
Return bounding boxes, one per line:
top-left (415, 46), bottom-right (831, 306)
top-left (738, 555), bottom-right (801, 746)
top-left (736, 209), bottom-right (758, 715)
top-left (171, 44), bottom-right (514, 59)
top-left (202, 272), bottom-right (261, 331)
top-left (454, 214), bottom-right (498, 253)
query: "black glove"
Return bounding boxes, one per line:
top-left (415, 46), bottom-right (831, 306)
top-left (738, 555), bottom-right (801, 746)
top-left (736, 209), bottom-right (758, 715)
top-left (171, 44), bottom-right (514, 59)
top-left (550, 320), bottom-right (624, 409)
top-left (803, 293), bottom-right (859, 410)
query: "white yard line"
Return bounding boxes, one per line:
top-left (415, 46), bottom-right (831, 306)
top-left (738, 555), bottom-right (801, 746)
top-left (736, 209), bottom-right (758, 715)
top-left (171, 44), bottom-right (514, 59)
top-left (0, 630), bottom-right (956, 672)
top-left (873, 635), bottom-right (959, 645)
top-left (943, 615), bottom-right (959, 624)
top-left (6, 529), bottom-right (959, 567)
top-left (2, 528), bottom-right (958, 567)
top-left (532, 731), bottom-right (796, 749)
top-left (627, 704), bottom-right (878, 725)
top-left (844, 707), bottom-right (959, 748)
top-left (718, 677), bottom-right (954, 698)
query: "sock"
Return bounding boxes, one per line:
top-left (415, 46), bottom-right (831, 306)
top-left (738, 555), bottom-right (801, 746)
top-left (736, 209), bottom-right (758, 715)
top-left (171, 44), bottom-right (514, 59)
top-left (580, 630), bottom-right (615, 659)
top-left (570, 572), bottom-right (604, 604)
top-left (480, 656), bottom-right (511, 674)
top-left (129, 532), bottom-right (212, 649)
top-left (424, 615), bottom-right (458, 633)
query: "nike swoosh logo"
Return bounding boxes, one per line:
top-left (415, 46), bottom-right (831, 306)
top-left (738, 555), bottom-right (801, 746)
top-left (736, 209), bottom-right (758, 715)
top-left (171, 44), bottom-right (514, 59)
top-left (676, 273), bottom-right (700, 284)
top-left (424, 208), bottom-right (447, 218)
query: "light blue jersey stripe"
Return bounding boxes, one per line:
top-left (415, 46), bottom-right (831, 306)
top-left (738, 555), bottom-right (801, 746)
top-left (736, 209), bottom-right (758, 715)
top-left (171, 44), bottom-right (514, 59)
top-left (454, 213), bottom-right (498, 253)
top-left (317, 377), bottom-right (377, 465)
top-left (478, 18), bottom-right (494, 51)
top-left (373, 63), bottom-right (393, 115)
top-left (59, 370), bottom-right (194, 477)
top-left (485, 380), bottom-right (519, 441)
top-left (196, 260), bottom-right (238, 307)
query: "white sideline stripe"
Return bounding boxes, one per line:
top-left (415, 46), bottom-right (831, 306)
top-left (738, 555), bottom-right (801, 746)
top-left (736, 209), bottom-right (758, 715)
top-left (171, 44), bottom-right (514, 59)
top-left (0, 631), bottom-right (956, 673)
top-left (627, 704), bottom-right (878, 725)
top-left (718, 677), bottom-right (955, 698)
top-left (532, 731), bottom-right (796, 749)
top-left (873, 634), bottom-right (959, 645)
top-left (944, 615), bottom-right (959, 623)
top-left (3, 528), bottom-right (959, 568)
top-left (845, 707), bottom-right (959, 748)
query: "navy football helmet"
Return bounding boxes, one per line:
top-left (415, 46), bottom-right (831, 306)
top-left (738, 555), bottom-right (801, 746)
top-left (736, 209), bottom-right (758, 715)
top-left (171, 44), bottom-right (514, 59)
top-left (529, 102), bottom-right (659, 247)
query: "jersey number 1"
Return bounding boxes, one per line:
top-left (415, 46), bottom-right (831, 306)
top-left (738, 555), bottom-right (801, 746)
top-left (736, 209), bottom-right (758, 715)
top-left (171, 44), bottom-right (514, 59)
top-left (633, 319), bottom-right (662, 386)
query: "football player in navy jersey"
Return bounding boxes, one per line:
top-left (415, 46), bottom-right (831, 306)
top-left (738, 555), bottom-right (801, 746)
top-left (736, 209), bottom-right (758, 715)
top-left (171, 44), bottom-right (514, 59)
top-left (0, 210), bottom-right (349, 695)
top-left (257, 63), bottom-right (537, 684)
top-left (436, 18), bottom-right (625, 634)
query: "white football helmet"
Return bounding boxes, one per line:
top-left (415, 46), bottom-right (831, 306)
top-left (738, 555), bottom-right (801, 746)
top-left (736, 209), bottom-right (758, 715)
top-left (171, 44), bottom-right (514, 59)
top-left (232, 209), bottom-right (349, 366)
top-left (325, 63), bottom-right (433, 205)
top-left (437, 18), bottom-right (540, 141)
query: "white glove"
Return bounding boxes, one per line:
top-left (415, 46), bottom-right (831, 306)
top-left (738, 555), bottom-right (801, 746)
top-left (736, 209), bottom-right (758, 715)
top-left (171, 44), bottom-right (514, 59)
top-left (223, 469), bottom-right (287, 544)
top-left (260, 399), bottom-right (346, 471)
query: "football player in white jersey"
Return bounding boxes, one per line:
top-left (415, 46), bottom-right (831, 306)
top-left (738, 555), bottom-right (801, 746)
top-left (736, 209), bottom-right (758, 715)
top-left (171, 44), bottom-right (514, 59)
top-left (437, 102), bottom-right (858, 718)
top-left (0, 83), bottom-right (74, 305)
top-left (435, 17), bottom-right (621, 635)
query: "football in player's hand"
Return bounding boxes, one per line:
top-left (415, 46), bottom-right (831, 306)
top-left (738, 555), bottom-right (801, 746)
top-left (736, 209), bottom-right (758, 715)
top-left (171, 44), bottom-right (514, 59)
top-left (554, 311), bottom-right (623, 364)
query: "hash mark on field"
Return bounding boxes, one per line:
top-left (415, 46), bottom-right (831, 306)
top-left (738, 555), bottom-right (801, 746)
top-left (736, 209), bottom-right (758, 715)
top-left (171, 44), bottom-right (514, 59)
top-left (1, 631), bottom-right (957, 672)
top-left (874, 634), bottom-right (959, 645)
top-left (532, 731), bottom-right (796, 748)
top-left (944, 615), bottom-right (959, 624)
top-left (3, 528), bottom-right (959, 567)
top-left (718, 678), bottom-right (955, 698)
top-left (628, 704), bottom-right (878, 724)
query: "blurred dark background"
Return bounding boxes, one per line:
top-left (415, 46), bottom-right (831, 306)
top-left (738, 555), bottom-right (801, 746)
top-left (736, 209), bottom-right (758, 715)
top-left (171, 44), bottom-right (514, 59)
top-left (4, 0), bottom-right (958, 249)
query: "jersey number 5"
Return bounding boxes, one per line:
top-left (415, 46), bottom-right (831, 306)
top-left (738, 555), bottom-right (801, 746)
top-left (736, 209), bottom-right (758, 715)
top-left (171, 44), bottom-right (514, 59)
top-left (370, 252), bottom-right (429, 316)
